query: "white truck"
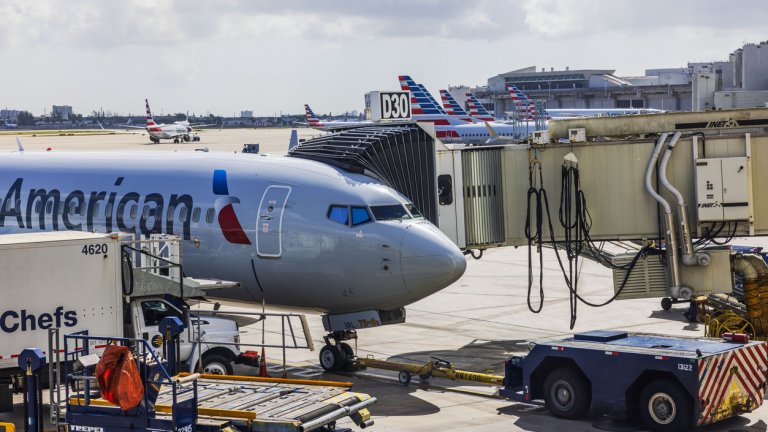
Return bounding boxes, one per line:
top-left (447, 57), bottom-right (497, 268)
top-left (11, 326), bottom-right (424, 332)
top-left (0, 232), bottom-right (251, 392)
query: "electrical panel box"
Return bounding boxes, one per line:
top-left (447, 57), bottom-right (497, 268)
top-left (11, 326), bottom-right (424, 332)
top-left (532, 130), bottom-right (549, 145)
top-left (568, 128), bottom-right (586, 143)
top-left (695, 156), bottom-right (751, 222)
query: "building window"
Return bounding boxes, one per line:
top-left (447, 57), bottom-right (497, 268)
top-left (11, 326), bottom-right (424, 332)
top-left (616, 99), bottom-right (645, 108)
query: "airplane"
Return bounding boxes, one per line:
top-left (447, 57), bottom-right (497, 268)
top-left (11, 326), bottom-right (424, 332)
top-left (123, 99), bottom-right (215, 144)
top-left (304, 104), bottom-right (372, 131)
top-left (399, 75), bottom-right (526, 144)
top-left (3, 123), bottom-right (18, 129)
top-left (504, 83), bottom-right (663, 119)
top-left (0, 148), bottom-right (466, 371)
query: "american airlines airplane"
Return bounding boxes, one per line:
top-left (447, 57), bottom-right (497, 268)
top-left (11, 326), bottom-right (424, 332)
top-left (399, 75), bottom-right (525, 144)
top-left (504, 83), bottom-right (663, 119)
top-left (123, 99), bottom-right (215, 143)
top-left (304, 104), bottom-right (372, 131)
top-left (0, 149), bottom-right (466, 371)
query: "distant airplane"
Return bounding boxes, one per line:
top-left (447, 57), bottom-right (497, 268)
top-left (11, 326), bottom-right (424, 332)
top-left (0, 149), bottom-right (466, 371)
top-left (504, 83), bottom-right (663, 119)
top-left (122, 99), bottom-right (215, 143)
top-left (304, 104), bottom-right (372, 131)
top-left (399, 75), bottom-right (525, 144)
top-left (3, 123), bottom-right (18, 129)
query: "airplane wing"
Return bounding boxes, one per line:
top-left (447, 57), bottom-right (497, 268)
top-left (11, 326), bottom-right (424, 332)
top-left (117, 124), bottom-right (148, 130)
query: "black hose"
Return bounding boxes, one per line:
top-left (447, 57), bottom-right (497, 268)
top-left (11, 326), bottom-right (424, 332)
top-left (121, 245), bottom-right (134, 296)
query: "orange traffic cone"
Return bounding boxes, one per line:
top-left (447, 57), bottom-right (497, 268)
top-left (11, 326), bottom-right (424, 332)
top-left (258, 347), bottom-right (269, 377)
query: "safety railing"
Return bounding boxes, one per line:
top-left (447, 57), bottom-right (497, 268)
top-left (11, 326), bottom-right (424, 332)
top-left (62, 331), bottom-right (196, 426)
top-left (190, 308), bottom-right (314, 377)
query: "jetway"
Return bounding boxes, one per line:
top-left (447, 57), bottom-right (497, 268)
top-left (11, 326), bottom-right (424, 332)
top-left (290, 109), bottom-right (768, 323)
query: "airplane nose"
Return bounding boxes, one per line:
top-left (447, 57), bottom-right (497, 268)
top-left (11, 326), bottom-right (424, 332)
top-left (400, 222), bottom-right (467, 301)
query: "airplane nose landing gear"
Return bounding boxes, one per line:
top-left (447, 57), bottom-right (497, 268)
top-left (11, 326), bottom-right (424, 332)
top-left (319, 330), bottom-right (357, 372)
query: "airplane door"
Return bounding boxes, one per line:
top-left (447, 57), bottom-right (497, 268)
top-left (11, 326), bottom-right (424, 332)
top-left (257, 185), bottom-right (291, 257)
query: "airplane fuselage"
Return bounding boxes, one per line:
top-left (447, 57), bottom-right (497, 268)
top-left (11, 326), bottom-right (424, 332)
top-left (0, 151), bottom-right (465, 314)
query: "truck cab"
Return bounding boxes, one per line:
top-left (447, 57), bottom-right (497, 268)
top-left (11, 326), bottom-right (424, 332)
top-left (129, 295), bottom-right (242, 375)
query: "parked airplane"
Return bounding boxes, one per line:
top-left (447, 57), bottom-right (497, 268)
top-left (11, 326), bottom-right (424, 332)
top-left (0, 150), bottom-right (465, 370)
top-left (504, 83), bottom-right (663, 119)
top-left (3, 123), bottom-right (18, 129)
top-left (399, 75), bottom-right (525, 144)
top-left (122, 99), bottom-right (215, 143)
top-left (304, 104), bottom-right (372, 131)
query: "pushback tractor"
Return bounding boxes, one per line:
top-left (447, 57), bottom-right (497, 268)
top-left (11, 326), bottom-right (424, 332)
top-left (502, 331), bottom-right (767, 431)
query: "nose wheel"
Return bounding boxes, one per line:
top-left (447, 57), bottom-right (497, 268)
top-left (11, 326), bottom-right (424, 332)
top-left (319, 331), bottom-right (357, 372)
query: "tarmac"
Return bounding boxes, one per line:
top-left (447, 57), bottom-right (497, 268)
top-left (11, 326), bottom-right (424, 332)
top-left (0, 128), bottom-right (766, 431)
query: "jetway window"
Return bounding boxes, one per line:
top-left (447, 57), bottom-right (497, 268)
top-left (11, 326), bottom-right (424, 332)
top-left (34, 200), bottom-right (41, 214)
top-left (192, 207), bottom-right (201, 223)
top-left (105, 202), bottom-right (113, 217)
top-left (371, 205), bottom-right (410, 221)
top-left (205, 208), bottom-right (215, 224)
top-left (180, 208), bottom-right (188, 223)
top-left (130, 204), bottom-right (138, 219)
top-left (45, 201), bottom-right (52, 214)
top-left (328, 205), bottom-right (349, 225)
top-left (351, 206), bottom-right (372, 226)
top-left (167, 205), bottom-right (175, 222)
top-left (438, 175), bottom-right (453, 205)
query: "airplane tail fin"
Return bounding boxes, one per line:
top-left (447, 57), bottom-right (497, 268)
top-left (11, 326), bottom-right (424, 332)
top-left (145, 99), bottom-right (157, 126)
top-left (465, 93), bottom-right (495, 122)
top-left (439, 89), bottom-right (473, 121)
top-left (398, 75), bottom-right (452, 118)
top-left (304, 104), bottom-right (324, 129)
top-left (288, 129), bottom-right (299, 150)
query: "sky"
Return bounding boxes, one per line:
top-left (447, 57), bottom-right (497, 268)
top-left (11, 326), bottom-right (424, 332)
top-left (1, 0), bottom-right (766, 117)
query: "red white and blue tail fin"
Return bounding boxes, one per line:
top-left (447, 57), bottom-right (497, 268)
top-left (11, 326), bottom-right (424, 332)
top-left (304, 104), bottom-right (324, 129)
top-left (439, 90), bottom-right (475, 122)
top-left (145, 98), bottom-right (157, 126)
top-left (505, 84), bottom-right (550, 120)
top-left (398, 75), bottom-right (465, 126)
top-left (465, 93), bottom-right (495, 122)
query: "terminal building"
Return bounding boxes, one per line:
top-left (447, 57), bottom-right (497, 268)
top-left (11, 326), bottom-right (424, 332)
top-left (450, 41), bottom-right (768, 117)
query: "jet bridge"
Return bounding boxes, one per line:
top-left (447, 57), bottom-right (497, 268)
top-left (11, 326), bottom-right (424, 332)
top-left (291, 108), bottom-right (768, 324)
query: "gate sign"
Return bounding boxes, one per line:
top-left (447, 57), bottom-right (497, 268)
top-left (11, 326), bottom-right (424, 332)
top-left (366, 91), bottom-right (411, 121)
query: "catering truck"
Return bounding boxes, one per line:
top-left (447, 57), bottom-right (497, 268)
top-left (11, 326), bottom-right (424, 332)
top-left (0, 232), bottom-right (250, 404)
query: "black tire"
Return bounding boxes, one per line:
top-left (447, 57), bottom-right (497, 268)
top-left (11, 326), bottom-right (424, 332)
top-left (543, 367), bottom-right (591, 419)
top-left (398, 371), bottom-right (412, 385)
top-left (661, 298), bottom-right (673, 311)
top-left (339, 342), bottom-right (355, 361)
top-left (319, 345), bottom-right (343, 371)
top-left (201, 353), bottom-right (233, 375)
top-left (638, 379), bottom-right (692, 432)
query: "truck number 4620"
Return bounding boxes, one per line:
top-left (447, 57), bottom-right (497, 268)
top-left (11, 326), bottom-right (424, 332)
top-left (82, 244), bottom-right (108, 255)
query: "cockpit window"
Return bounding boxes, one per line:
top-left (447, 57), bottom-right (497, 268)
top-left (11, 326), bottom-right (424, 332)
top-left (328, 205), bottom-right (348, 225)
top-left (405, 203), bottom-right (423, 219)
top-left (370, 205), bottom-right (411, 221)
top-left (351, 206), bottom-right (372, 226)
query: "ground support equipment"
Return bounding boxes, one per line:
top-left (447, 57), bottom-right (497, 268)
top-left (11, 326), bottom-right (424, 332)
top-left (501, 330), bottom-right (768, 431)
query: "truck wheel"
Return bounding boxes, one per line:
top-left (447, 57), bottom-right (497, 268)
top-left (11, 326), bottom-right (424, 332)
top-left (638, 379), bottom-right (692, 432)
top-left (319, 345), bottom-right (343, 371)
top-left (543, 367), bottom-right (591, 419)
top-left (202, 353), bottom-right (233, 375)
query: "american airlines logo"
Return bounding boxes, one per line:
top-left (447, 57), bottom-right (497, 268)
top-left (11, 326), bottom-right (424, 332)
top-left (0, 170), bottom-right (251, 244)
